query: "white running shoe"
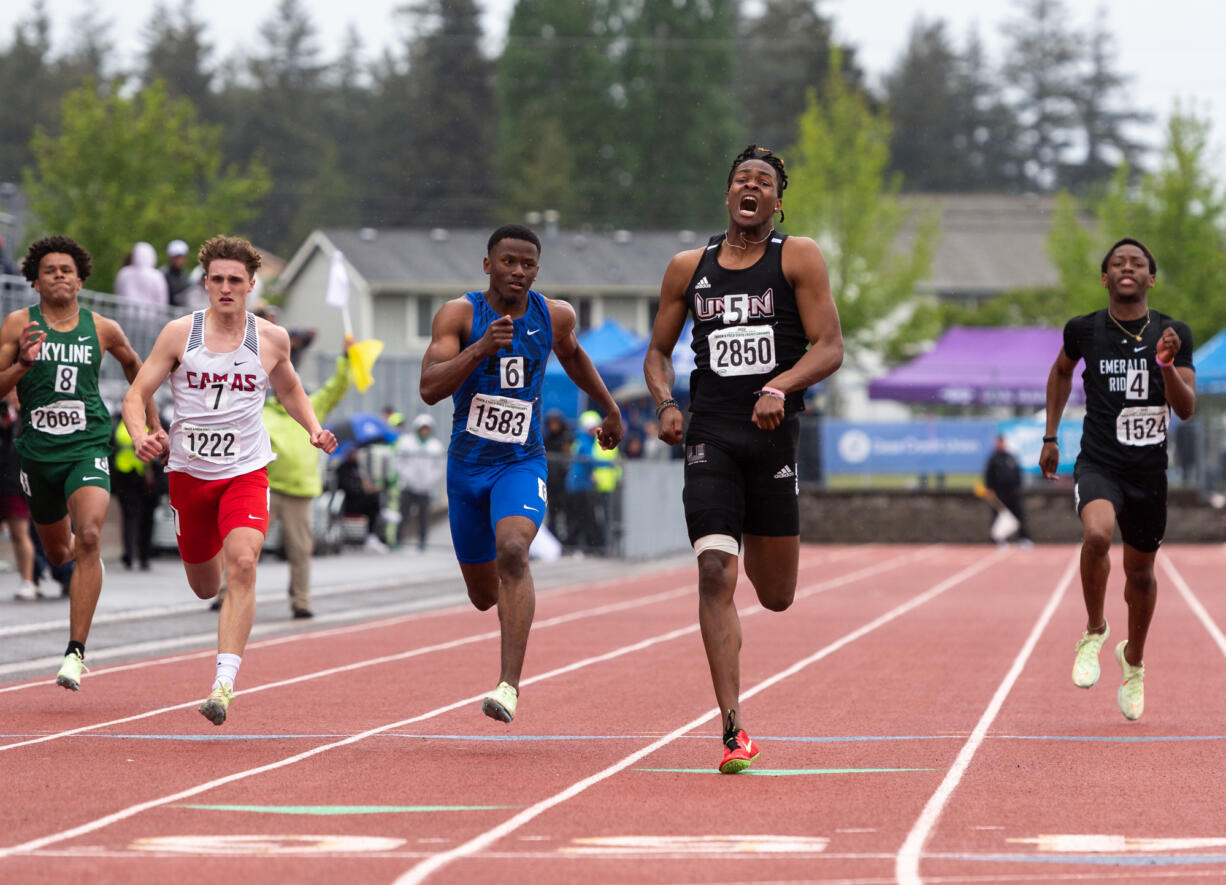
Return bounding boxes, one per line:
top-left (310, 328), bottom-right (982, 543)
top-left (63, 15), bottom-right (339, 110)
top-left (1116, 640), bottom-right (1145, 721)
top-left (1072, 621), bottom-right (1110, 688)
top-left (481, 681), bottom-right (518, 723)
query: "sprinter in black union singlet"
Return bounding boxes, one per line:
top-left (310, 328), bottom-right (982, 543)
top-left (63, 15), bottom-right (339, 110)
top-left (644, 145), bottom-right (844, 773)
top-left (1041, 238), bottom-right (1196, 723)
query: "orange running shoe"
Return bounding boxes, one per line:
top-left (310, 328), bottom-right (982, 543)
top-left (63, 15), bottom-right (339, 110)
top-left (718, 729), bottom-right (760, 774)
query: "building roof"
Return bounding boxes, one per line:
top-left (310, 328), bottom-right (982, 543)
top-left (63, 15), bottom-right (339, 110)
top-left (907, 193), bottom-right (1063, 297)
top-left (305, 227), bottom-right (708, 294)
top-left (279, 194), bottom-right (1067, 298)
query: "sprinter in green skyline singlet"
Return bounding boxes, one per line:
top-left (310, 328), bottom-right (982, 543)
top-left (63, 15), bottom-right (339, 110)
top-left (0, 236), bottom-right (159, 691)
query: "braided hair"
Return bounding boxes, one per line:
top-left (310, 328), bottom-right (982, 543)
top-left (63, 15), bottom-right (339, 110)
top-left (726, 145), bottom-right (788, 223)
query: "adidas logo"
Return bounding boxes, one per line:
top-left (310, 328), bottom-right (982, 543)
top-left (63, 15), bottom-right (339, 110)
top-left (773, 464), bottom-right (796, 479)
top-left (694, 276), bottom-right (711, 290)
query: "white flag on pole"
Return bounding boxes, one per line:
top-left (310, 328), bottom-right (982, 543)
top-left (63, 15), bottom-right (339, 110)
top-left (325, 250), bottom-right (349, 308)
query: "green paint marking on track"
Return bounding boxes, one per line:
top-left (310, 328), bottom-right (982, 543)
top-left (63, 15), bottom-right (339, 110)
top-left (635, 767), bottom-right (935, 776)
top-left (174, 804), bottom-right (512, 815)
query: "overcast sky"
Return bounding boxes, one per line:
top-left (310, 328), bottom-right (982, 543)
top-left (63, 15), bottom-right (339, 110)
top-left (23, 0), bottom-right (1226, 157)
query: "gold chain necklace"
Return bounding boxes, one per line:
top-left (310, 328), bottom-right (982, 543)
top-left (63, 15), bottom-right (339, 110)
top-left (43, 308), bottom-right (80, 329)
top-left (724, 228), bottom-right (773, 251)
top-left (1108, 308), bottom-right (1150, 342)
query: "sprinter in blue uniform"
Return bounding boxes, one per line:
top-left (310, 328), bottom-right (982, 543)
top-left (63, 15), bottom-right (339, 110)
top-left (420, 224), bottom-right (623, 723)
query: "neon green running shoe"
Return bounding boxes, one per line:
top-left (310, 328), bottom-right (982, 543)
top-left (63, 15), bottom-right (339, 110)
top-left (199, 683), bottom-right (234, 726)
top-left (1115, 640), bottom-right (1144, 721)
top-left (481, 681), bottom-right (518, 723)
top-left (1071, 621), bottom-right (1110, 688)
top-left (55, 650), bottom-right (87, 691)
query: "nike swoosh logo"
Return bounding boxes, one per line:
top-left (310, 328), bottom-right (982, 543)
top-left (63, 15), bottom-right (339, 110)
top-left (81, 476), bottom-right (103, 481)
top-left (1134, 346), bottom-right (1147, 352)
top-left (248, 514), bottom-right (262, 520)
top-left (78, 336), bottom-right (90, 342)
top-left (235, 361), bottom-right (246, 366)
top-left (526, 329), bottom-right (540, 336)
top-left (523, 505), bottom-right (540, 512)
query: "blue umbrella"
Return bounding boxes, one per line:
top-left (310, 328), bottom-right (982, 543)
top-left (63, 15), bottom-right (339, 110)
top-left (327, 412), bottom-right (399, 459)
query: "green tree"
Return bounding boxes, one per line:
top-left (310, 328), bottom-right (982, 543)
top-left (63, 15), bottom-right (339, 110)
top-left (886, 19), bottom-right (965, 192)
top-left (950, 28), bottom-right (1026, 191)
top-left (374, 0), bottom-right (494, 227)
top-left (735, 0), bottom-right (863, 154)
top-left (139, 0), bottom-right (216, 117)
top-left (783, 62), bottom-right (937, 379)
top-left (22, 80), bottom-right (270, 290)
top-left (219, 0), bottom-right (328, 252)
top-left (496, 0), bottom-right (622, 225)
top-left (0, 9), bottom-right (59, 184)
top-left (1063, 20), bottom-right (1151, 193)
top-left (1000, 0), bottom-right (1083, 190)
top-left (1048, 107), bottom-right (1226, 345)
top-left (619, 0), bottom-right (742, 227)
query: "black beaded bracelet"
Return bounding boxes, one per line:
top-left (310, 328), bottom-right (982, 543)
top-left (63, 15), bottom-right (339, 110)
top-left (655, 398), bottom-right (679, 420)
top-left (1042, 435), bottom-right (1057, 444)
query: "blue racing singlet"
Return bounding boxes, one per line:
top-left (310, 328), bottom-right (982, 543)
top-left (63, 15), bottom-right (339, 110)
top-left (448, 290), bottom-right (553, 465)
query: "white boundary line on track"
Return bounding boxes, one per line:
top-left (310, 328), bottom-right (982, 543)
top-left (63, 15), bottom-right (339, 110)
top-left (389, 546), bottom-right (1013, 885)
top-left (0, 546), bottom-right (926, 858)
top-left (0, 585), bottom-right (696, 753)
top-left (0, 543), bottom-right (877, 690)
top-left (0, 593), bottom-right (469, 687)
top-left (894, 549), bottom-right (1078, 885)
top-left (1159, 554), bottom-right (1226, 659)
top-left (0, 547), bottom-right (921, 749)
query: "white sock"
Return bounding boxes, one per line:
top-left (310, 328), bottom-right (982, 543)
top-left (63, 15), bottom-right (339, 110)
top-left (213, 653), bottom-right (242, 691)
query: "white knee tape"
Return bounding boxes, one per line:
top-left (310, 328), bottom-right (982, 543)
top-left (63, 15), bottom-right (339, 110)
top-left (693, 533), bottom-right (740, 557)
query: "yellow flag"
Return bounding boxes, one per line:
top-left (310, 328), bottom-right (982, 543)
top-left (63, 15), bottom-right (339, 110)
top-left (347, 339), bottom-right (383, 392)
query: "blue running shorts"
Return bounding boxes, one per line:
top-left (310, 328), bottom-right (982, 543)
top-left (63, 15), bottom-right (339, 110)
top-left (447, 456), bottom-right (548, 564)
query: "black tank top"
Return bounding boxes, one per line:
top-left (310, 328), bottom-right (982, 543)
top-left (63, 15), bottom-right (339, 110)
top-left (685, 232), bottom-right (809, 417)
top-left (1063, 308), bottom-right (1193, 473)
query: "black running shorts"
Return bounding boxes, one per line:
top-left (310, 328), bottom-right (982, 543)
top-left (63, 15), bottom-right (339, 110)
top-left (1073, 458), bottom-right (1167, 553)
top-left (682, 413), bottom-right (800, 545)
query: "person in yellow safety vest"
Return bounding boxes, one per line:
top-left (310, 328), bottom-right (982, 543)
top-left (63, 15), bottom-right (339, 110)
top-left (112, 418), bottom-right (164, 570)
top-left (565, 410), bottom-right (620, 552)
top-left (264, 341), bottom-right (353, 619)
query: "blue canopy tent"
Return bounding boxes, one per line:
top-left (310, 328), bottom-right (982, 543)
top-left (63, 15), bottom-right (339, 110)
top-left (868, 326), bottom-right (1082, 407)
top-left (1193, 329), bottom-right (1226, 394)
top-left (599, 320), bottom-right (695, 398)
top-left (540, 319), bottom-right (643, 419)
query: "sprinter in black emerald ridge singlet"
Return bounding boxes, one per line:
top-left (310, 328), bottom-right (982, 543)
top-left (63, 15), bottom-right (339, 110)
top-left (1041, 237), bottom-right (1196, 722)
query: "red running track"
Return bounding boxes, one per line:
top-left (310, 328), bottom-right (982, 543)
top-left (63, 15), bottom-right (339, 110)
top-left (2, 543), bottom-right (1226, 884)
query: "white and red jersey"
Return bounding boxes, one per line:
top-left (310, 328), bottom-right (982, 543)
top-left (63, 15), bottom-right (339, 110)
top-left (167, 310), bottom-right (274, 479)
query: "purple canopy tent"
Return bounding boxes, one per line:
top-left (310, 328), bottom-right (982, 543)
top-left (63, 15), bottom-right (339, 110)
top-left (868, 326), bottom-right (1084, 407)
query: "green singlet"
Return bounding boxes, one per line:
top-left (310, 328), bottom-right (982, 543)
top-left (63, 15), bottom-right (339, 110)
top-left (15, 304), bottom-right (111, 463)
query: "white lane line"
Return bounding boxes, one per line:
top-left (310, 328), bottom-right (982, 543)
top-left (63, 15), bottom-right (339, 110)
top-left (894, 550), bottom-right (1078, 885)
top-left (391, 547), bottom-right (1011, 885)
top-left (0, 585), bottom-right (692, 753)
top-left (0, 544), bottom-right (911, 693)
top-left (0, 541), bottom-right (858, 686)
top-left (0, 547), bottom-right (924, 746)
top-left (1160, 553), bottom-right (1226, 659)
top-left (0, 546), bottom-right (931, 855)
top-left (0, 592), bottom-right (469, 687)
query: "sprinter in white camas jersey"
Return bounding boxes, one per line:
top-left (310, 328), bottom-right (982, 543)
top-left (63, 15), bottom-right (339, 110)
top-left (122, 236), bottom-right (336, 725)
